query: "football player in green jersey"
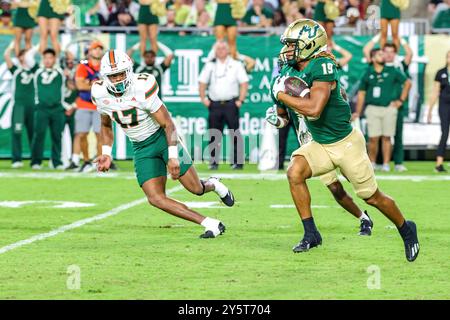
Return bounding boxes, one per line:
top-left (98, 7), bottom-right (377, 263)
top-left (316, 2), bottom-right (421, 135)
top-left (4, 44), bottom-right (39, 168)
top-left (266, 103), bottom-right (374, 236)
top-left (271, 19), bottom-right (419, 262)
top-left (31, 48), bottom-right (66, 170)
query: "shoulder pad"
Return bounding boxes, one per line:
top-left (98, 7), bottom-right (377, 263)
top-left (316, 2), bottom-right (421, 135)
top-left (134, 73), bottom-right (158, 102)
top-left (91, 80), bottom-right (109, 99)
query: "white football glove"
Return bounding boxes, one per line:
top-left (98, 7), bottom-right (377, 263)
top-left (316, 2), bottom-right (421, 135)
top-left (265, 105), bottom-right (288, 128)
top-left (272, 75), bottom-right (287, 101)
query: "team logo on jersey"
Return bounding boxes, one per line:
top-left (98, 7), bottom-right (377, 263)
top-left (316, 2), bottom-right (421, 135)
top-left (102, 99), bottom-right (110, 105)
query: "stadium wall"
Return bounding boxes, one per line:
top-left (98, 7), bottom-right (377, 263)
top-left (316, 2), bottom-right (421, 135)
top-left (0, 33), bottom-right (447, 162)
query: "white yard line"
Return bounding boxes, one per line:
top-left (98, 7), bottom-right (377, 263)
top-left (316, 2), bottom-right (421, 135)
top-left (0, 185), bottom-right (184, 255)
top-left (1, 171), bottom-right (449, 181)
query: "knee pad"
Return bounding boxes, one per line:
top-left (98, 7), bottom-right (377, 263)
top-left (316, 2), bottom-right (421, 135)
top-left (195, 180), bottom-right (206, 196)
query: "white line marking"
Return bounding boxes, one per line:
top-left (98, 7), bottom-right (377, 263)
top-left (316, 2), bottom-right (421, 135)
top-left (0, 185), bottom-right (184, 255)
top-left (1, 171), bottom-right (449, 182)
top-left (0, 200), bottom-right (95, 209)
top-left (270, 204), bottom-right (338, 209)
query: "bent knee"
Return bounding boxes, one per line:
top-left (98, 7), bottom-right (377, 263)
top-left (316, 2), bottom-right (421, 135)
top-left (328, 182), bottom-right (347, 201)
top-left (287, 163), bottom-right (307, 184)
top-left (147, 195), bottom-right (167, 208)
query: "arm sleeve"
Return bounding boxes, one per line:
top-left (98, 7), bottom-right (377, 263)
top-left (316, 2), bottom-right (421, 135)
top-left (395, 68), bottom-right (407, 85)
top-left (75, 64), bottom-right (88, 79)
top-left (434, 69), bottom-right (442, 82)
top-left (160, 62), bottom-right (169, 72)
top-left (198, 63), bottom-right (212, 84)
top-left (358, 70), bottom-right (369, 91)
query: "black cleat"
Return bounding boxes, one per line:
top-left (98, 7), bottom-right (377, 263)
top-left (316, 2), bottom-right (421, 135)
top-left (359, 211), bottom-right (373, 236)
top-left (293, 231), bottom-right (322, 253)
top-left (208, 164), bottom-right (219, 170)
top-left (435, 165), bottom-right (447, 173)
top-left (403, 221), bottom-right (420, 262)
top-left (221, 190), bottom-right (235, 207)
top-left (231, 164), bottom-right (243, 170)
top-left (200, 222), bottom-right (226, 239)
top-left (65, 161), bottom-right (79, 171)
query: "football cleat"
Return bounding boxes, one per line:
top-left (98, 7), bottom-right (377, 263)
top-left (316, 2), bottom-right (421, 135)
top-left (65, 161), bottom-right (80, 171)
top-left (200, 222), bottom-right (226, 239)
top-left (359, 211), bottom-right (373, 236)
top-left (208, 177), bottom-right (235, 207)
top-left (11, 162), bottom-right (23, 169)
top-left (403, 221), bottom-right (420, 262)
top-left (293, 231), bottom-right (322, 253)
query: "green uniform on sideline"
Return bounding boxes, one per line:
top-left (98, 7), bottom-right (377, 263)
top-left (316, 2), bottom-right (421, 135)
top-left (134, 63), bottom-right (168, 99)
top-left (31, 66), bottom-right (65, 167)
top-left (391, 60), bottom-right (410, 166)
top-left (272, 56), bottom-right (352, 144)
top-left (9, 63), bottom-right (39, 163)
top-left (359, 64), bottom-right (407, 107)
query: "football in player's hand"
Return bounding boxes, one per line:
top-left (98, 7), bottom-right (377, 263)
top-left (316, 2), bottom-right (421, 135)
top-left (284, 76), bottom-right (310, 98)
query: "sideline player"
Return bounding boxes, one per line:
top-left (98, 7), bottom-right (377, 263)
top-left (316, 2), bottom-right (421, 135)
top-left (92, 50), bottom-right (234, 238)
top-left (271, 19), bottom-right (419, 262)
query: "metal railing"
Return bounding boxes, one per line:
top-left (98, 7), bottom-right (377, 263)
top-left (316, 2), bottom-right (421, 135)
top-left (61, 18), bottom-right (437, 36)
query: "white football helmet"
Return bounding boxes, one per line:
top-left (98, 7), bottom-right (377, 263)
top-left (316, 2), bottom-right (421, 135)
top-left (100, 49), bottom-right (134, 94)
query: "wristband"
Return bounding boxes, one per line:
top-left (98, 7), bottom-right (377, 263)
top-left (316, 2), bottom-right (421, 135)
top-left (102, 145), bottom-right (112, 158)
top-left (168, 145), bottom-right (178, 159)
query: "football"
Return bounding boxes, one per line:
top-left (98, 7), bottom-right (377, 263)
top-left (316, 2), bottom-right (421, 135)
top-left (283, 76), bottom-right (319, 120)
top-left (284, 76), bottom-right (310, 98)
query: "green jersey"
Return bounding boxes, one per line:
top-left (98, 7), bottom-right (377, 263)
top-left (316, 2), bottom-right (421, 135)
top-left (134, 63), bottom-right (168, 99)
top-left (273, 56), bottom-right (353, 144)
top-left (279, 103), bottom-right (312, 147)
top-left (9, 64), bottom-right (39, 105)
top-left (34, 67), bottom-right (65, 108)
top-left (359, 65), bottom-right (407, 107)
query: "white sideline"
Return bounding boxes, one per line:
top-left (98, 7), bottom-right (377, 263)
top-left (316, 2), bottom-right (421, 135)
top-left (0, 185), bottom-right (184, 255)
top-left (1, 171), bottom-right (450, 181)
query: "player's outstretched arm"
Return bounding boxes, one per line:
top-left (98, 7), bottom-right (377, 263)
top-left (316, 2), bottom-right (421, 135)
top-left (152, 105), bottom-right (181, 180)
top-left (95, 114), bottom-right (114, 172)
top-left (277, 81), bottom-right (332, 119)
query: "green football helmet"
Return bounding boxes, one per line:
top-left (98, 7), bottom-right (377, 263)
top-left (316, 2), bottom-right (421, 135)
top-left (279, 19), bottom-right (328, 66)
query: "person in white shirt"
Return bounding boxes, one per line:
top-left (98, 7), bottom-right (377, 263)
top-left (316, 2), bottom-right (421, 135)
top-left (93, 49), bottom-right (236, 239)
top-left (198, 40), bottom-right (249, 170)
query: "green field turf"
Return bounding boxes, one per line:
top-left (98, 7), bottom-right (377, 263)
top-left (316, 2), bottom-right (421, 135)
top-left (0, 160), bottom-right (449, 299)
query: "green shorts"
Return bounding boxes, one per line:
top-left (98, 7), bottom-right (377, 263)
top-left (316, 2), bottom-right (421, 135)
top-left (213, 3), bottom-right (237, 27)
top-left (138, 5), bottom-right (159, 25)
top-left (37, 0), bottom-right (65, 20)
top-left (132, 127), bottom-right (192, 187)
top-left (14, 8), bottom-right (37, 29)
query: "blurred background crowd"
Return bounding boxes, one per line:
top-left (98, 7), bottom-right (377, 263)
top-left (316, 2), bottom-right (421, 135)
top-left (0, 0), bottom-right (449, 34)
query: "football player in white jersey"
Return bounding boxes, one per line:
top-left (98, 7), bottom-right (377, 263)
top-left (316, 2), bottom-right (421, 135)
top-left (92, 49), bottom-right (234, 238)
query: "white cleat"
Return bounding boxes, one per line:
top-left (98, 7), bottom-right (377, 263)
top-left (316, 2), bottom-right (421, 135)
top-left (11, 162), bottom-right (24, 169)
top-left (200, 218), bottom-right (226, 238)
top-left (381, 164), bottom-right (390, 172)
top-left (208, 177), bottom-right (235, 207)
top-left (394, 164), bottom-right (408, 172)
top-left (31, 164), bottom-right (42, 170)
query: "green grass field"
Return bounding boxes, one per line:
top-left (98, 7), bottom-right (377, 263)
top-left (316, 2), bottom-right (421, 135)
top-left (0, 160), bottom-right (449, 299)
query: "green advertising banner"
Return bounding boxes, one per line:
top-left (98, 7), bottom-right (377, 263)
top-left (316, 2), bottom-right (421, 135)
top-left (0, 33), bottom-right (427, 162)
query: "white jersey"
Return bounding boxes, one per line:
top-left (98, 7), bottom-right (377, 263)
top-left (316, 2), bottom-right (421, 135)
top-left (91, 73), bottom-right (162, 142)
